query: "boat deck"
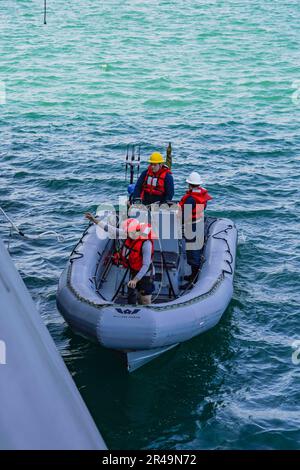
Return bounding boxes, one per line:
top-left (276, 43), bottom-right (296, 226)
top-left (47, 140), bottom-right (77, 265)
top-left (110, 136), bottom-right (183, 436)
top-left (114, 292), bottom-right (179, 305)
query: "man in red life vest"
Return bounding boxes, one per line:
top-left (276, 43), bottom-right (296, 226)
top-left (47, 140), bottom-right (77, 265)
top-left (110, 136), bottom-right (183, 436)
top-left (132, 152), bottom-right (174, 205)
top-left (119, 218), bottom-right (155, 305)
top-left (85, 214), bottom-right (155, 305)
top-left (178, 171), bottom-right (212, 287)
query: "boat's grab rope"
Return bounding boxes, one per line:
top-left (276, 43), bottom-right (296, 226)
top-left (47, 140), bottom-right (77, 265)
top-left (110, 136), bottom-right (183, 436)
top-left (212, 225), bottom-right (234, 275)
top-left (65, 218), bottom-right (236, 312)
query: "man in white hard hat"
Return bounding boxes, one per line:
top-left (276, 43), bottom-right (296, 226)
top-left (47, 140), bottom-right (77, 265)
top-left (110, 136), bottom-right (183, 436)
top-left (178, 171), bottom-right (212, 287)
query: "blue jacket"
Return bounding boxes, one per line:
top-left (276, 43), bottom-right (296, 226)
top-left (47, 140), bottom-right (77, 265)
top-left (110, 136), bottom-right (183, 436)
top-left (133, 169), bottom-right (174, 205)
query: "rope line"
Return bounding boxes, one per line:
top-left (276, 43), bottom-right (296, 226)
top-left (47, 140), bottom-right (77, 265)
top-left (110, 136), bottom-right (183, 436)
top-left (0, 206), bottom-right (64, 242)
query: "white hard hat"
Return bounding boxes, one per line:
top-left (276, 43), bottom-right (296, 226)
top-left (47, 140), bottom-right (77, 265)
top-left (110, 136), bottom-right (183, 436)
top-left (186, 171), bottom-right (202, 186)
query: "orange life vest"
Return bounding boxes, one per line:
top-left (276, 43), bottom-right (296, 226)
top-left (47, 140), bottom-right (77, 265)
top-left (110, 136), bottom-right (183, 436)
top-left (140, 165), bottom-right (171, 200)
top-left (179, 187), bottom-right (212, 221)
top-left (116, 226), bottom-right (155, 272)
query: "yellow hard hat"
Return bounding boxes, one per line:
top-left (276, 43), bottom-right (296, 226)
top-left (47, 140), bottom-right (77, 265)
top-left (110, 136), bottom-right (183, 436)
top-left (148, 152), bottom-right (165, 164)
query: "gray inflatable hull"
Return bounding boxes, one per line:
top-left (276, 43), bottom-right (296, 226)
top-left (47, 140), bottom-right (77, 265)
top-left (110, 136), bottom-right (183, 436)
top-left (57, 217), bottom-right (237, 361)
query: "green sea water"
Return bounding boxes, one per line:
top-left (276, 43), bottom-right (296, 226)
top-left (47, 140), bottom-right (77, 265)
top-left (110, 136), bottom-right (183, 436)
top-left (1, 0), bottom-right (300, 449)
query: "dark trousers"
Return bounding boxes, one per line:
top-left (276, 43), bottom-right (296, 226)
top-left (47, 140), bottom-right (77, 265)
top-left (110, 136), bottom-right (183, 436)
top-left (127, 270), bottom-right (154, 305)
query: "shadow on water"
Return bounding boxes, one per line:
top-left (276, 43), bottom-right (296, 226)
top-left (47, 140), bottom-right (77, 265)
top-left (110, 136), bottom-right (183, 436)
top-left (61, 303), bottom-right (236, 449)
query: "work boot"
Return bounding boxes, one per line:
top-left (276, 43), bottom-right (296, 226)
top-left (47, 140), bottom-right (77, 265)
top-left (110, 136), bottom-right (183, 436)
top-left (139, 294), bottom-right (152, 305)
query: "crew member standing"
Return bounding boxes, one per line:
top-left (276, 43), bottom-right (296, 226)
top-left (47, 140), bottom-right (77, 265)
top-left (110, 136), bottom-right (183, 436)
top-left (132, 152), bottom-right (174, 205)
top-left (178, 171), bottom-right (212, 286)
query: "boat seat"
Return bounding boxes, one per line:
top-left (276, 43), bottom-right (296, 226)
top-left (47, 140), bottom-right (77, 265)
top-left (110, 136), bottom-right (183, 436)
top-left (153, 251), bottom-right (179, 269)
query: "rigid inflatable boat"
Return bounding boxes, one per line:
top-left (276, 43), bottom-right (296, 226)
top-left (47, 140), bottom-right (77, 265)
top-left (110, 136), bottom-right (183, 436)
top-left (57, 203), bottom-right (237, 371)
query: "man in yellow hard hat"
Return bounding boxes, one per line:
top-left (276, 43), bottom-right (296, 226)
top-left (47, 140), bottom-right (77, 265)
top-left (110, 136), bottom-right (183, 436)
top-left (132, 152), bottom-right (174, 205)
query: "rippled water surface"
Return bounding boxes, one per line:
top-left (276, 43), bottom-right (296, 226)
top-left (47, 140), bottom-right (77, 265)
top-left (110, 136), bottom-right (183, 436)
top-left (1, 0), bottom-right (300, 449)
